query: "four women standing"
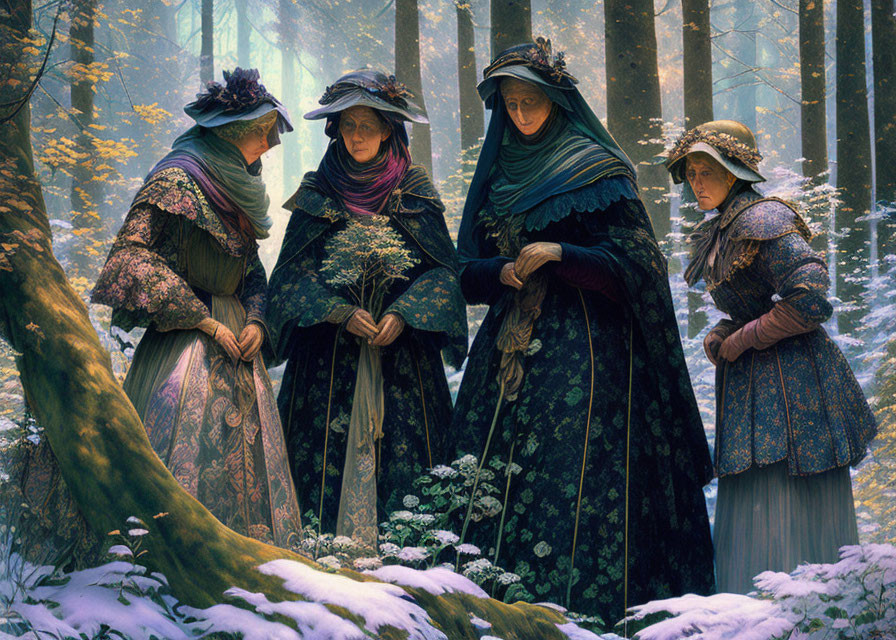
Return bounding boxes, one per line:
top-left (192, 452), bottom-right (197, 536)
top-left (92, 47), bottom-right (876, 622)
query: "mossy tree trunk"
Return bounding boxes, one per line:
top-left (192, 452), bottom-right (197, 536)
top-left (69, 0), bottom-right (103, 277)
top-left (0, 4), bottom-right (577, 637)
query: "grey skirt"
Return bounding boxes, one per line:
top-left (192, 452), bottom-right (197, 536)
top-left (714, 461), bottom-right (859, 594)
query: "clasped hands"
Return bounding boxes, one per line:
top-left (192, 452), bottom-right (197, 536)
top-left (346, 309), bottom-right (405, 347)
top-left (198, 317), bottom-right (263, 362)
top-left (500, 242), bottom-right (563, 290)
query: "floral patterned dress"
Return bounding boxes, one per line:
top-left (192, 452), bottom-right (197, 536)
top-left (689, 189), bottom-right (877, 593)
top-left (267, 165), bottom-right (467, 534)
top-left (451, 177), bottom-right (715, 623)
top-left (91, 167), bottom-right (303, 549)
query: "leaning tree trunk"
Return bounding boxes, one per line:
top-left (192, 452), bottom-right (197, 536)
top-left (0, 4), bottom-right (585, 638)
top-left (490, 0), bottom-right (532, 57)
top-left (395, 0), bottom-right (433, 177)
top-left (236, 0), bottom-right (250, 67)
top-left (457, 0), bottom-right (484, 151)
top-left (799, 0), bottom-right (827, 180)
top-left (69, 0), bottom-right (103, 278)
top-left (681, 0), bottom-right (713, 336)
top-left (835, 0), bottom-right (872, 334)
top-left (605, 0), bottom-right (669, 239)
top-left (872, 0), bottom-right (896, 259)
top-left (200, 0), bottom-right (214, 86)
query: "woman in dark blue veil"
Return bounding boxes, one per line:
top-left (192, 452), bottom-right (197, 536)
top-left (451, 39), bottom-right (715, 625)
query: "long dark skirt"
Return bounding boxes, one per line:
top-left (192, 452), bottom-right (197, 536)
top-left (451, 283), bottom-right (715, 624)
top-left (278, 323), bottom-right (453, 533)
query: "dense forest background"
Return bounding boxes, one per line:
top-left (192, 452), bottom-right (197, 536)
top-left (0, 0), bottom-right (895, 632)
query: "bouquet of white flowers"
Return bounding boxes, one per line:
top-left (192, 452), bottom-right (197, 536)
top-left (320, 216), bottom-right (419, 548)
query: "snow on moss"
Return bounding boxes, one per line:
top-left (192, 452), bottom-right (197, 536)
top-left (364, 565), bottom-right (488, 598)
top-left (258, 558), bottom-right (449, 640)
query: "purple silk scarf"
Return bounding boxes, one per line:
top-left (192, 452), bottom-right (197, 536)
top-left (316, 133), bottom-right (410, 216)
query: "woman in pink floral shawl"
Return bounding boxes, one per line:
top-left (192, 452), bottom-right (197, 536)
top-left (90, 69), bottom-right (302, 548)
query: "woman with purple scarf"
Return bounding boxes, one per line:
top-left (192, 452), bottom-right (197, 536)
top-left (91, 69), bottom-right (302, 549)
top-left (267, 70), bottom-right (467, 545)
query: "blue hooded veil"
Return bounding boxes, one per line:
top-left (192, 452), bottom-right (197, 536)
top-left (457, 41), bottom-right (639, 267)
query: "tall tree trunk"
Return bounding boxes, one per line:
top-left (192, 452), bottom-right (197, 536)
top-left (872, 0), bottom-right (896, 259)
top-left (130, 0), bottom-right (184, 177)
top-left (682, 0), bottom-right (713, 128)
top-left (70, 0), bottom-right (103, 277)
top-left (457, 0), bottom-right (483, 151)
top-left (835, 0), bottom-right (873, 333)
top-left (0, 5), bottom-right (593, 637)
top-left (395, 0), bottom-right (433, 177)
top-left (681, 0), bottom-right (713, 335)
top-left (200, 0), bottom-right (214, 86)
top-left (236, 0), bottom-right (251, 67)
top-left (280, 0), bottom-right (300, 199)
top-left (714, 0), bottom-right (758, 131)
top-left (490, 0), bottom-right (532, 57)
top-left (605, 0), bottom-right (669, 238)
top-left (799, 0), bottom-right (828, 179)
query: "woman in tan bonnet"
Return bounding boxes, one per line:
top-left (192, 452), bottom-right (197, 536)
top-left (666, 119), bottom-right (877, 593)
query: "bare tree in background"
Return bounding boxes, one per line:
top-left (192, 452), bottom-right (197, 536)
top-left (395, 0), bottom-right (433, 176)
top-left (872, 0), bottom-right (896, 259)
top-left (714, 0), bottom-right (758, 131)
top-left (236, 0), bottom-right (250, 67)
top-left (681, 0), bottom-right (713, 335)
top-left (490, 0), bottom-right (531, 56)
top-left (799, 0), bottom-right (827, 180)
top-left (457, 0), bottom-right (483, 151)
top-left (605, 0), bottom-right (669, 238)
top-left (682, 0), bottom-right (713, 128)
top-left (70, 0), bottom-right (103, 275)
top-left (279, 0), bottom-right (301, 198)
top-left (835, 0), bottom-right (873, 333)
top-left (200, 0), bottom-right (213, 86)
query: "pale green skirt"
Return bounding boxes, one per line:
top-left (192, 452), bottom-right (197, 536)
top-left (714, 461), bottom-right (858, 594)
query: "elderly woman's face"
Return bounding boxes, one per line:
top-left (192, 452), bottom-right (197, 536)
top-left (339, 106), bottom-right (390, 163)
top-left (685, 153), bottom-right (736, 211)
top-left (500, 78), bottom-right (553, 137)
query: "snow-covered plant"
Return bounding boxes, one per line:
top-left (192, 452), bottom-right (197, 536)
top-left (623, 543), bottom-right (896, 640)
top-left (320, 215), bottom-right (419, 320)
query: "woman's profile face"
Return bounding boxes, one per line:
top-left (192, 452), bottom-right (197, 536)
top-left (685, 153), bottom-right (736, 211)
top-left (339, 106), bottom-right (391, 163)
top-left (237, 120), bottom-right (275, 165)
top-left (500, 78), bottom-right (553, 137)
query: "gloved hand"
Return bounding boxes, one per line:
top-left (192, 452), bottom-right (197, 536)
top-left (703, 319), bottom-right (740, 366)
top-left (718, 301), bottom-right (818, 362)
